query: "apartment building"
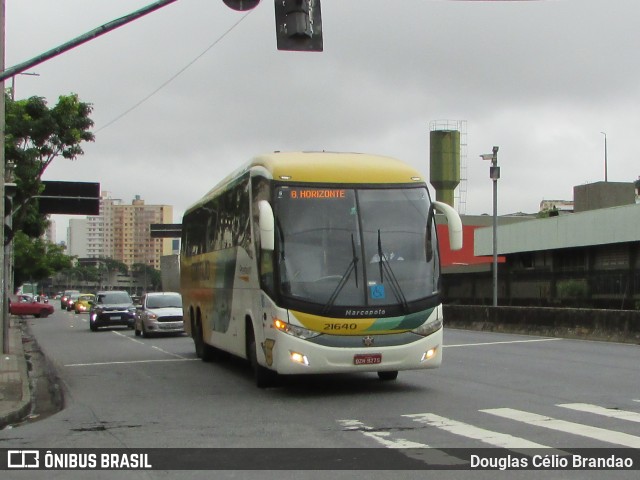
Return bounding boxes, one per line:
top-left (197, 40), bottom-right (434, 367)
top-left (68, 192), bottom-right (174, 270)
top-left (110, 195), bottom-right (173, 270)
top-left (67, 218), bottom-right (89, 257)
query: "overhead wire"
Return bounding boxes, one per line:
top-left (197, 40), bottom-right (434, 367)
top-left (96, 10), bottom-right (253, 133)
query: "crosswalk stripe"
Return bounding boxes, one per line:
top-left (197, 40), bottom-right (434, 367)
top-left (403, 413), bottom-right (551, 450)
top-left (337, 419), bottom-right (431, 448)
top-left (482, 408), bottom-right (640, 448)
top-left (558, 403), bottom-right (640, 423)
top-left (337, 419), bottom-right (466, 465)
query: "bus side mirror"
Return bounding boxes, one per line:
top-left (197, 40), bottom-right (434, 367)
top-left (258, 200), bottom-right (275, 251)
top-left (432, 201), bottom-right (463, 251)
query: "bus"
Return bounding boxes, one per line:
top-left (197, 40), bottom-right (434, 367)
top-left (180, 151), bottom-right (462, 387)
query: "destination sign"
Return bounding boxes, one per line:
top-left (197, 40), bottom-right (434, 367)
top-left (289, 189), bottom-right (346, 199)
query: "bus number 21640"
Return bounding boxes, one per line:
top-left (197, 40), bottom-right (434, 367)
top-left (324, 323), bottom-right (358, 331)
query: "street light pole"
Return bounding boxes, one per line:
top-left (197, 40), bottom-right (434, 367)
top-left (600, 132), bottom-right (608, 182)
top-left (1, 0), bottom-right (7, 354)
top-left (481, 146), bottom-right (500, 307)
top-left (10, 72), bottom-right (40, 100)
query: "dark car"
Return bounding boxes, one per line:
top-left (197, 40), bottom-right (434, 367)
top-left (89, 290), bottom-right (135, 332)
top-left (9, 295), bottom-right (54, 318)
top-left (60, 289), bottom-right (80, 309)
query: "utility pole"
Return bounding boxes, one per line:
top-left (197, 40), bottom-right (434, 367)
top-left (0, 0), bottom-right (179, 82)
top-left (0, 0), bottom-right (180, 353)
top-left (1, 0), bottom-right (7, 353)
top-left (604, 134), bottom-right (608, 182)
top-left (481, 146), bottom-right (500, 307)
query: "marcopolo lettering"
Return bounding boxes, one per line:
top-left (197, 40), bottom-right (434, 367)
top-left (344, 309), bottom-right (386, 317)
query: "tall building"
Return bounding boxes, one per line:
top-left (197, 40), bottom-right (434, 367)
top-left (45, 217), bottom-right (56, 244)
top-left (110, 195), bottom-right (173, 270)
top-left (67, 193), bottom-right (174, 270)
top-left (67, 218), bottom-right (89, 257)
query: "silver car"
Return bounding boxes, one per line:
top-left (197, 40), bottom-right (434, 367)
top-left (134, 292), bottom-right (184, 338)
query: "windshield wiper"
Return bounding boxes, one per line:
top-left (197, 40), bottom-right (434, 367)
top-left (276, 219), bottom-right (285, 261)
top-left (322, 234), bottom-right (359, 314)
top-left (376, 230), bottom-right (409, 313)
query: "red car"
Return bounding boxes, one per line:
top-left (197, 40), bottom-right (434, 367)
top-left (9, 295), bottom-right (54, 318)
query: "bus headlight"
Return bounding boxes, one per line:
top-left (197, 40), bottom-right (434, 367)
top-left (411, 316), bottom-right (443, 337)
top-left (289, 351), bottom-right (310, 366)
top-left (274, 319), bottom-right (320, 340)
top-left (420, 347), bottom-right (438, 363)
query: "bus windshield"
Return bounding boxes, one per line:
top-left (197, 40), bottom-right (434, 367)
top-left (274, 186), bottom-right (440, 313)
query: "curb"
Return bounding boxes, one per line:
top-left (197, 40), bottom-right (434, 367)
top-left (0, 318), bottom-right (32, 429)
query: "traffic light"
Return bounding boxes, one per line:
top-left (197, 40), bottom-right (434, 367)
top-left (222, 0), bottom-right (261, 10)
top-left (275, 0), bottom-right (323, 52)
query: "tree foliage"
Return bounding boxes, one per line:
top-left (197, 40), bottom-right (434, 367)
top-left (99, 257), bottom-right (129, 276)
top-left (4, 93), bottom-right (95, 243)
top-left (13, 231), bottom-right (72, 287)
top-left (131, 263), bottom-right (161, 291)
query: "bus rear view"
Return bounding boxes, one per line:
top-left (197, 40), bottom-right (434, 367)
top-left (181, 152), bottom-right (462, 387)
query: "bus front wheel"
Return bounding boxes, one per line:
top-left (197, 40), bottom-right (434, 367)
top-left (247, 329), bottom-right (276, 389)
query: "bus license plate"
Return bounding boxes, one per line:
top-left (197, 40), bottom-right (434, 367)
top-left (354, 353), bottom-right (382, 365)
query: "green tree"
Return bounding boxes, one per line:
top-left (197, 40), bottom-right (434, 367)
top-left (4, 93), bottom-right (95, 244)
top-left (13, 231), bottom-right (72, 288)
top-left (131, 263), bottom-right (161, 292)
top-left (99, 257), bottom-right (128, 276)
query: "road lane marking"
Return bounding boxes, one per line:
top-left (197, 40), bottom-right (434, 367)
top-left (481, 408), bottom-right (640, 448)
top-left (110, 330), bottom-right (189, 359)
top-left (111, 330), bottom-right (145, 345)
top-left (403, 413), bottom-right (551, 450)
top-left (445, 338), bottom-right (562, 348)
top-left (152, 345), bottom-right (187, 359)
top-left (65, 358), bottom-right (198, 367)
top-left (558, 403), bottom-right (640, 423)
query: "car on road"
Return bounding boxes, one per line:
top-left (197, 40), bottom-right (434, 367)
top-left (89, 290), bottom-right (135, 331)
top-left (134, 292), bottom-right (184, 337)
top-left (65, 292), bottom-right (83, 311)
top-left (60, 290), bottom-right (79, 309)
top-left (9, 294), bottom-right (55, 318)
top-left (74, 293), bottom-right (95, 314)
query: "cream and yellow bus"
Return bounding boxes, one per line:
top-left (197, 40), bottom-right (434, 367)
top-left (181, 152), bottom-right (462, 387)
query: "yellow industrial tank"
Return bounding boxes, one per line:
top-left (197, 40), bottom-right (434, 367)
top-left (430, 130), bottom-right (460, 207)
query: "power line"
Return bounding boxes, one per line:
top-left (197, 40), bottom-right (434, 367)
top-left (96, 11), bottom-right (252, 133)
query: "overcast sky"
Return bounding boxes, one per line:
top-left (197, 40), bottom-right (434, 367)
top-left (6, 0), bottom-right (639, 242)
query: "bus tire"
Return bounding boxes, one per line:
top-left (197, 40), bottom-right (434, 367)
top-left (377, 371), bottom-right (398, 381)
top-left (193, 317), bottom-right (217, 362)
top-left (247, 328), bottom-right (276, 389)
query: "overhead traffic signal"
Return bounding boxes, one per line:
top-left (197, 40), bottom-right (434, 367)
top-left (221, 1), bottom-right (323, 52)
top-left (274, 0), bottom-right (323, 52)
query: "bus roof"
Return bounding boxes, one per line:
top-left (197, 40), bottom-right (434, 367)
top-left (251, 151), bottom-right (424, 184)
top-left (186, 152), bottom-right (426, 214)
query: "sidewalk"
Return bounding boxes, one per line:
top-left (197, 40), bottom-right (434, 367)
top-left (0, 316), bottom-right (32, 429)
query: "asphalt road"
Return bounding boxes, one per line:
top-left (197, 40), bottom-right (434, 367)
top-left (1, 305), bottom-right (639, 479)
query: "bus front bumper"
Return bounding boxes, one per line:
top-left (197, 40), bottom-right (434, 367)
top-left (265, 327), bottom-right (443, 375)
